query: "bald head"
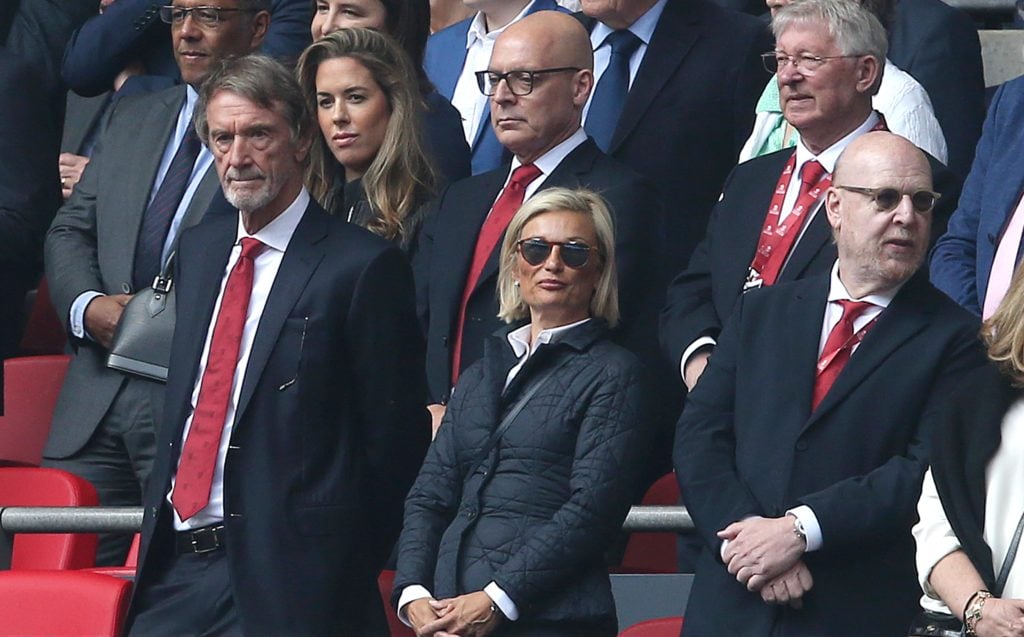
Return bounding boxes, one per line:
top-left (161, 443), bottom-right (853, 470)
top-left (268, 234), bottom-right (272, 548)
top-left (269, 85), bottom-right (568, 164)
top-left (498, 11), bottom-right (595, 72)
top-left (487, 11), bottom-right (596, 163)
top-left (825, 131), bottom-right (935, 296)
top-left (833, 132), bottom-right (931, 187)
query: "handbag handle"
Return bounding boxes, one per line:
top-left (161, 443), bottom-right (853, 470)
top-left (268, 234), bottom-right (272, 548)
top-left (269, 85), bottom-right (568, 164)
top-left (994, 507), bottom-right (1024, 595)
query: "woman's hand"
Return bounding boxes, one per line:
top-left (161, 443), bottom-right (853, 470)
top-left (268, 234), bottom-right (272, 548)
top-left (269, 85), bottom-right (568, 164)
top-left (418, 591), bottom-right (502, 637)
top-left (975, 598), bottom-right (1024, 637)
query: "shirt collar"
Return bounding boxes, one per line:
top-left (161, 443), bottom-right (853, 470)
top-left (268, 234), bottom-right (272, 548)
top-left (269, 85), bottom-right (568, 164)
top-left (794, 111), bottom-right (879, 175)
top-left (510, 127), bottom-right (588, 177)
top-left (827, 259), bottom-right (899, 309)
top-left (507, 317), bottom-right (592, 359)
top-left (590, 0), bottom-right (668, 50)
top-left (233, 188), bottom-right (310, 253)
top-left (466, 1), bottom-right (536, 48)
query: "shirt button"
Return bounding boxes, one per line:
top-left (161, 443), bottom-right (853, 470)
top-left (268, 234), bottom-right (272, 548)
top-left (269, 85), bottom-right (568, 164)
top-left (795, 441), bottom-right (809, 452)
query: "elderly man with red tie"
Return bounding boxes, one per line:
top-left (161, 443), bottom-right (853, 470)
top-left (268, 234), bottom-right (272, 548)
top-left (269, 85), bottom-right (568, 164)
top-left (673, 131), bottom-right (985, 637)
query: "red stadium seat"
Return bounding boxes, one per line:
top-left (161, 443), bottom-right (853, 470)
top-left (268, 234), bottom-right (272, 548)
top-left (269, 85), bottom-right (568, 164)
top-left (0, 355), bottom-right (70, 466)
top-left (0, 570), bottom-right (131, 636)
top-left (18, 278), bottom-right (67, 356)
top-left (615, 473), bottom-right (680, 573)
top-left (619, 616), bottom-right (685, 637)
top-left (378, 569), bottom-right (415, 637)
top-left (0, 467), bottom-right (98, 570)
top-left (87, 534), bottom-right (140, 580)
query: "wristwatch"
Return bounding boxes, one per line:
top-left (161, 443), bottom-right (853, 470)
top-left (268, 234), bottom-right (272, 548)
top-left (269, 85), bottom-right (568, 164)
top-left (788, 513), bottom-right (807, 546)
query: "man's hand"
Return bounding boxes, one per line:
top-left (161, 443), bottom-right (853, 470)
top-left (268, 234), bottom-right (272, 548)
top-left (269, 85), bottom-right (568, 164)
top-left (84, 294), bottom-right (132, 349)
top-left (718, 516), bottom-right (806, 592)
top-left (684, 348), bottom-right (712, 391)
top-left (405, 598), bottom-right (447, 636)
top-left (974, 598), bottom-right (1024, 637)
top-left (759, 559), bottom-right (813, 609)
top-left (427, 403), bottom-right (447, 439)
top-left (418, 591), bottom-right (502, 637)
top-left (59, 153), bottom-right (90, 200)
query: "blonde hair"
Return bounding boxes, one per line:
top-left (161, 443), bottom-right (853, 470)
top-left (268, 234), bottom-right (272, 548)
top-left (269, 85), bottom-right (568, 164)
top-left (984, 262), bottom-right (1024, 386)
top-left (496, 187), bottom-right (619, 327)
top-left (295, 28), bottom-right (435, 242)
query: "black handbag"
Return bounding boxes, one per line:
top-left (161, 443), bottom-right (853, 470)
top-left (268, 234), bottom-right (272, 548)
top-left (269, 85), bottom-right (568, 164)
top-left (106, 254), bottom-right (176, 382)
top-left (908, 506), bottom-right (1024, 636)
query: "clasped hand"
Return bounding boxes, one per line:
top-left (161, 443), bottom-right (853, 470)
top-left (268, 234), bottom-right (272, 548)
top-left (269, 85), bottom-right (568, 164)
top-left (406, 591), bottom-right (501, 637)
top-left (718, 516), bottom-right (811, 605)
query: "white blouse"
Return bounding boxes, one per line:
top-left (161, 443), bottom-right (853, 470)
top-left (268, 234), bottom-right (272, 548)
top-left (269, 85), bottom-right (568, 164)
top-left (913, 397), bottom-right (1024, 612)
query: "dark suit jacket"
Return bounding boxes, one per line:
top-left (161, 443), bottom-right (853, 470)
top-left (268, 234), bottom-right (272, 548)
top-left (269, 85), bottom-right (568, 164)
top-left (579, 0), bottom-right (772, 272)
top-left (659, 145), bottom-right (963, 368)
top-left (61, 0), bottom-right (312, 97)
top-left (0, 48), bottom-right (59, 364)
top-left (43, 84), bottom-right (222, 459)
top-left (129, 200), bottom-right (431, 636)
top-left (424, 0), bottom-right (567, 176)
top-left (674, 272), bottom-right (985, 637)
top-left (415, 137), bottom-right (665, 405)
top-left (888, 0), bottom-right (985, 179)
top-left (929, 76), bottom-right (1024, 317)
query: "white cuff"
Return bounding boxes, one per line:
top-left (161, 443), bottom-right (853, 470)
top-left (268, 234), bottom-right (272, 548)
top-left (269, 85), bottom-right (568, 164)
top-left (787, 505), bottom-right (822, 552)
top-left (70, 291), bottom-right (104, 341)
top-left (396, 585), bottom-right (433, 627)
top-left (681, 337), bottom-right (717, 381)
top-left (484, 581), bottom-right (519, 621)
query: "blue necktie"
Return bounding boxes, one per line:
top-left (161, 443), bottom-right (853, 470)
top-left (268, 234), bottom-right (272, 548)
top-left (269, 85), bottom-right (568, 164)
top-left (132, 126), bottom-right (202, 291)
top-left (586, 29), bottom-right (642, 152)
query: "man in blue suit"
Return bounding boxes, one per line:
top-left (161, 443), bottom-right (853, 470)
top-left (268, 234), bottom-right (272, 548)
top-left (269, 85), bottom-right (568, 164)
top-left (930, 76), bottom-right (1024, 319)
top-left (425, 0), bottom-right (568, 175)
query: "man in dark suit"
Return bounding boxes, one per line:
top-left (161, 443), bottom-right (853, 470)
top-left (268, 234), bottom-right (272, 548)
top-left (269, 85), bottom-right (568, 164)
top-left (660, 0), bottom-right (961, 394)
top-left (888, 0), bottom-right (984, 179)
top-left (416, 10), bottom-right (666, 431)
top-left (0, 47), bottom-right (60, 394)
top-left (674, 131), bottom-right (985, 636)
top-left (43, 0), bottom-right (270, 565)
top-left (127, 54), bottom-right (430, 636)
top-left (424, 0), bottom-right (568, 175)
top-left (578, 0), bottom-right (772, 271)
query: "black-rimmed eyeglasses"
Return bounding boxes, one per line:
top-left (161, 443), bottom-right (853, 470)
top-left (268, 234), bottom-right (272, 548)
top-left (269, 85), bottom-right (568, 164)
top-left (516, 238), bottom-right (600, 269)
top-left (475, 67), bottom-right (581, 96)
top-left (159, 5), bottom-right (257, 26)
top-left (835, 185), bottom-right (941, 213)
top-left (761, 52), bottom-right (864, 75)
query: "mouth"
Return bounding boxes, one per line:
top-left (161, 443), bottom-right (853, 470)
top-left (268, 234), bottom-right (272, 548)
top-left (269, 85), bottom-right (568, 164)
top-left (178, 50), bottom-right (208, 62)
top-left (883, 237), bottom-right (917, 252)
top-left (495, 117), bottom-right (524, 129)
top-left (331, 132), bottom-right (358, 147)
top-left (537, 279), bottom-right (566, 290)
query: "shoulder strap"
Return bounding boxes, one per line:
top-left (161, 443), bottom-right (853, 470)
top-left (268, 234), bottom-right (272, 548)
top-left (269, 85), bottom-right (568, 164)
top-left (994, 508), bottom-right (1024, 595)
top-left (463, 356), bottom-right (572, 480)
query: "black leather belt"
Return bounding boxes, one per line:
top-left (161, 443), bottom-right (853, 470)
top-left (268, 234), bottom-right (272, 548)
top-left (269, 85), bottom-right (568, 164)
top-left (175, 524), bottom-right (226, 555)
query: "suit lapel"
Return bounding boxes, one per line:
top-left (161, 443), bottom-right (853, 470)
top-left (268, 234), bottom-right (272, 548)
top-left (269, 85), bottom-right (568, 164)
top-left (782, 278), bottom-right (828, 423)
top-left (725, 151), bottom-right (792, 295)
top-left (112, 87), bottom-right (189, 287)
top-left (177, 163), bottom-right (222, 232)
top-left (804, 274), bottom-right (933, 429)
top-left (233, 203), bottom-right (327, 426)
top-left (778, 203), bottom-right (833, 283)
top-left (609, 0), bottom-right (700, 152)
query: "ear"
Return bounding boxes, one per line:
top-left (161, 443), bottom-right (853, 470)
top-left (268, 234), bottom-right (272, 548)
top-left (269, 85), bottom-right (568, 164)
top-left (249, 10), bottom-right (270, 50)
top-left (295, 134), bottom-right (314, 164)
top-left (573, 69), bottom-right (595, 108)
top-left (854, 55), bottom-right (880, 94)
top-left (824, 187), bottom-right (842, 232)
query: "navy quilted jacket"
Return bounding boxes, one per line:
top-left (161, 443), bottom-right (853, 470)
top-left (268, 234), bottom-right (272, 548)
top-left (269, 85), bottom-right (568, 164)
top-left (393, 319), bottom-right (653, 626)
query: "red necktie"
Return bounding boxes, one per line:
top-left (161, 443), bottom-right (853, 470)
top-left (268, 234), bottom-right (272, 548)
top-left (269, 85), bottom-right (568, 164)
top-left (172, 237), bottom-right (264, 521)
top-left (811, 299), bottom-right (874, 411)
top-left (450, 164), bottom-right (542, 386)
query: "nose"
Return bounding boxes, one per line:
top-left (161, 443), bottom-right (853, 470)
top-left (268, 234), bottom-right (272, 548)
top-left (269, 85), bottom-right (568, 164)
top-left (543, 246), bottom-right (565, 272)
top-left (320, 9), bottom-right (340, 37)
top-left (491, 76), bottom-right (517, 106)
top-left (891, 194), bottom-right (917, 225)
top-left (226, 136), bottom-right (251, 169)
top-left (331, 101), bottom-right (350, 125)
top-left (177, 12), bottom-right (202, 39)
top-left (776, 58), bottom-right (804, 85)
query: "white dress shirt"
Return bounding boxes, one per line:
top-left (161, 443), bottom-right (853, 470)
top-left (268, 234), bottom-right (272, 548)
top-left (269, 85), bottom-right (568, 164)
top-left (914, 398), bottom-right (1024, 613)
top-left (450, 2), bottom-right (536, 145)
top-left (167, 189), bottom-right (310, 531)
top-left (500, 127), bottom-right (588, 207)
top-left (680, 112), bottom-right (881, 379)
top-left (71, 85), bottom-right (215, 339)
top-left (398, 318), bottom-right (591, 624)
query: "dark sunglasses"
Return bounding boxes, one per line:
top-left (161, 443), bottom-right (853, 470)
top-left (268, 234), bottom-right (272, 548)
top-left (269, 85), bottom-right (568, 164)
top-left (516, 238), bottom-right (599, 269)
top-left (835, 185), bottom-right (941, 213)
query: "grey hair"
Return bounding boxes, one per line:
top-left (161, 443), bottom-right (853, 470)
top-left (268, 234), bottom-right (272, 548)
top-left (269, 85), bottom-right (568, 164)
top-left (497, 187), bottom-right (619, 327)
top-left (193, 54), bottom-right (313, 153)
top-left (772, 0), bottom-right (888, 66)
